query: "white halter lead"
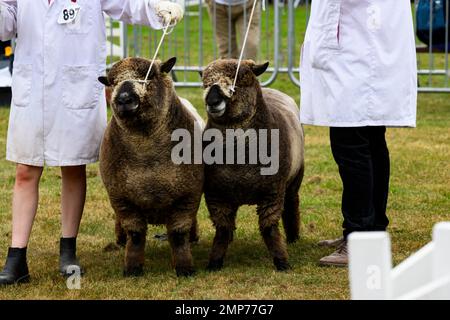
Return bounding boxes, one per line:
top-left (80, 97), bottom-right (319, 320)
top-left (231, 0), bottom-right (264, 94)
top-left (137, 19), bottom-right (175, 87)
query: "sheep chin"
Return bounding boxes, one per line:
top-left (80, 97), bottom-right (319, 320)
top-left (207, 101), bottom-right (226, 118)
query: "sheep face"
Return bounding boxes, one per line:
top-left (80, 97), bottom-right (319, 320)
top-left (99, 57), bottom-right (177, 128)
top-left (202, 59), bottom-right (269, 124)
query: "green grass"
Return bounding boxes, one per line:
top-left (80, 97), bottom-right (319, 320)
top-left (0, 4), bottom-right (449, 300)
top-left (0, 87), bottom-right (448, 300)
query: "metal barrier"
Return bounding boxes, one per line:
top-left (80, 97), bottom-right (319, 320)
top-left (106, 0), bottom-right (281, 87)
top-left (106, 0), bottom-right (450, 93)
top-left (415, 0), bottom-right (450, 93)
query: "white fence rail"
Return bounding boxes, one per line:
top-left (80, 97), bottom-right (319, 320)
top-left (348, 222), bottom-right (450, 300)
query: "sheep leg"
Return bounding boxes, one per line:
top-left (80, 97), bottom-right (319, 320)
top-left (207, 204), bottom-right (237, 271)
top-left (258, 201), bottom-right (291, 271)
top-left (189, 215), bottom-right (200, 243)
top-left (168, 230), bottom-right (195, 277)
top-left (123, 226), bottom-right (147, 277)
top-left (282, 165), bottom-right (304, 244)
top-left (167, 209), bottom-right (196, 277)
top-left (207, 226), bottom-right (235, 271)
top-left (115, 217), bottom-right (127, 247)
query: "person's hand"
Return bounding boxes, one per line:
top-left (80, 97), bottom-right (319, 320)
top-left (155, 1), bottom-right (184, 26)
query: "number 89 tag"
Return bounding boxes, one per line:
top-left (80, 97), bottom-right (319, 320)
top-left (57, 3), bottom-right (81, 25)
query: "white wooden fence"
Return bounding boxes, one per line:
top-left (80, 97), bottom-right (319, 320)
top-left (348, 222), bottom-right (450, 300)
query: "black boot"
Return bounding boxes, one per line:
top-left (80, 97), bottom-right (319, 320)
top-left (0, 247), bottom-right (30, 286)
top-left (59, 237), bottom-right (84, 277)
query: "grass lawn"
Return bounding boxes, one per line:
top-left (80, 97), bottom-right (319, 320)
top-left (0, 4), bottom-right (449, 300)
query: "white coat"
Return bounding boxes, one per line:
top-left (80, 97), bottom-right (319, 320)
top-left (0, 0), bottom-right (164, 166)
top-left (300, 0), bottom-right (417, 128)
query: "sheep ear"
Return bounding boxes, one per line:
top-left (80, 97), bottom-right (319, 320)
top-left (98, 76), bottom-right (110, 86)
top-left (160, 57), bottom-right (177, 74)
top-left (251, 62), bottom-right (269, 77)
top-left (198, 70), bottom-right (203, 78)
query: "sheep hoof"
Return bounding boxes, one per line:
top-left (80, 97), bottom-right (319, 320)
top-left (176, 266), bottom-right (196, 277)
top-left (286, 235), bottom-right (299, 244)
top-left (273, 258), bottom-right (291, 272)
top-left (116, 240), bottom-right (126, 248)
top-left (116, 235), bottom-right (127, 247)
top-left (189, 235), bottom-right (200, 244)
top-left (206, 258), bottom-right (224, 271)
top-left (123, 266), bottom-right (144, 277)
top-left (103, 242), bottom-right (122, 252)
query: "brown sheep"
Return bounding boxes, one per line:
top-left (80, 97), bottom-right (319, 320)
top-left (201, 59), bottom-right (305, 271)
top-left (98, 57), bottom-right (204, 277)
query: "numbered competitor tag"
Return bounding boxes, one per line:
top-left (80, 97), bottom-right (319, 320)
top-left (57, 2), bottom-right (81, 25)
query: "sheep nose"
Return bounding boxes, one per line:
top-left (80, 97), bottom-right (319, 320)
top-left (206, 84), bottom-right (223, 106)
top-left (116, 92), bottom-right (134, 105)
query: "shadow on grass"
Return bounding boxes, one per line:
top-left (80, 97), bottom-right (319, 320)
top-left (61, 235), bottom-right (332, 281)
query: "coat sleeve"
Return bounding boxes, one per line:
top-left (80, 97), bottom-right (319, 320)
top-left (100, 0), bottom-right (164, 29)
top-left (0, 1), bottom-right (17, 41)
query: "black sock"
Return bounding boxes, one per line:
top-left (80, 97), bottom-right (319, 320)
top-left (60, 237), bottom-right (77, 249)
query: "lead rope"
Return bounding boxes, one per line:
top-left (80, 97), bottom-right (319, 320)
top-left (138, 18), bottom-right (175, 88)
top-left (230, 0), bottom-right (264, 94)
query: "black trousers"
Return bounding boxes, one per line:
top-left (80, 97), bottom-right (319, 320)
top-left (330, 126), bottom-right (390, 239)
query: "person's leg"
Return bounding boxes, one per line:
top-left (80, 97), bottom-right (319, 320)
top-left (0, 164), bottom-right (43, 285)
top-left (236, 0), bottom-right (261, 61)
top-left (227, 5), bottom-right (240, 59)
top-left (368, 126), bottom-right (390, 231)
top-left (319, 127), bottom-right (376, 267)
top-left (61, 165), bottom-right (86, 238)
top-left (59, 165), bottom-right (86, 276)
top-left (207, 2), bottom-right (238, 59)
top-left (330, 127), bottom-right (376, 239)
top-left (11, 164), bottom-right (44, 248)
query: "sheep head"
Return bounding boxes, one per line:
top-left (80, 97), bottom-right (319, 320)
top-left (98, 57), bottom-right (177, 131)
top-left (201, 59), bottom-right (269, 125)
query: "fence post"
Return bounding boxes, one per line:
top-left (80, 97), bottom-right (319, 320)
top-left (348, 232), bottom-right (392, 300)
top-left (122, 22), bottom-right (128, 59)
top-left (432, 222), bottom-right (450, 298)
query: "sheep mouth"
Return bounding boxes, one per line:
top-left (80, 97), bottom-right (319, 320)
top-left (116, 103), bottom-right (140, 115)
top-left (207, 101), bottom-right (226, 118)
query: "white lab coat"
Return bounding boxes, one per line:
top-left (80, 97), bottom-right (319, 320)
top-left (300, 0), bottom-right (417, 128)
top-left (0, 0), bottom-right (163, 166)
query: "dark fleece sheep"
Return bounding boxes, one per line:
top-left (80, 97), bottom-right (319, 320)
top-left (98, 57), bottom-right (204, 277)
top-left (201, 59), bottom-right (305, 271)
